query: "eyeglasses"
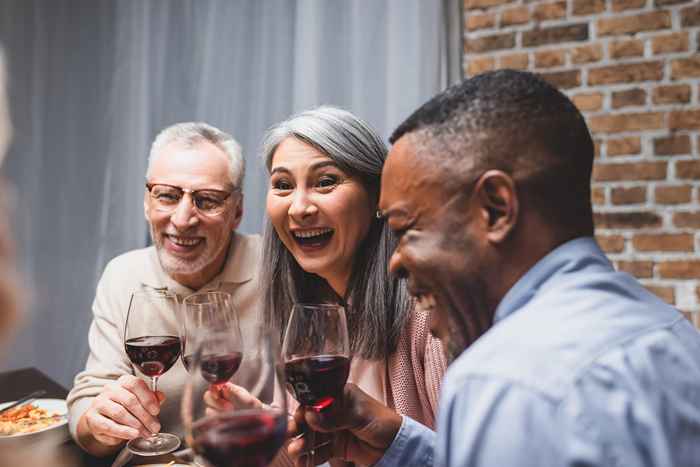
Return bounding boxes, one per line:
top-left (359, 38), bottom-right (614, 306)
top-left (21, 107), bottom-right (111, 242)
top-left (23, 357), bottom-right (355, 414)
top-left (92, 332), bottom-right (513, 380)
top-left (146, 183), bottom-right (239, 217)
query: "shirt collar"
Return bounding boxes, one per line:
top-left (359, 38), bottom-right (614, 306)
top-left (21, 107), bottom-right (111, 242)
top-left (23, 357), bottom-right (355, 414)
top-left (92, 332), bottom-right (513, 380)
top-left (141, 232), bottom-right (253, 297)
top-left (493, 236), bottom-right (608, 324)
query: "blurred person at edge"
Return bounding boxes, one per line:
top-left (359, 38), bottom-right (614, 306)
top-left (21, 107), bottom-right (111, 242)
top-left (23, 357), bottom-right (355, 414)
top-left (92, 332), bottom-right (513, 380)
top-left (66, 121), bottom-right (263, 457)
top-left (207, 106), bottom-right (447, 467)
top-left (286, 71), bottom-right (700, 467)
top-left (0, 48), bottom-right (77, 467)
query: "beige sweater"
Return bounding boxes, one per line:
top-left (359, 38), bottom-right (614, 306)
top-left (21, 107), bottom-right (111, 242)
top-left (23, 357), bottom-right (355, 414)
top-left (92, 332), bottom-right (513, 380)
top-left (66, 232), bottom-right (263, 446)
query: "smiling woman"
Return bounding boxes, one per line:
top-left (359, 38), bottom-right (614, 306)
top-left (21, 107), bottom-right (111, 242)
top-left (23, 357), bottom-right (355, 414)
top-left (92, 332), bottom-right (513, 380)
top-left (258, 106), bottom-right (447, 466)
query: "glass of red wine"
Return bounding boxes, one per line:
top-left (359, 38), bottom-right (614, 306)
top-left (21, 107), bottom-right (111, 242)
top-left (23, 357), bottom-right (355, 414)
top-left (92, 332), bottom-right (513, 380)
top-left (123, 289), bottom-right (182, 456)
top-left (282, 303), bottom-right (350, 467)
top-left (181, 291), bottom-right (244, 394)
top-left (182, 329), bottom-right (287, 467)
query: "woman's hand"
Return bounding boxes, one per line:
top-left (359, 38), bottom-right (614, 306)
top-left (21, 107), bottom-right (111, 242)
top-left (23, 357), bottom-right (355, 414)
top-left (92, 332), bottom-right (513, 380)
top-left (203, 382), bottom-right (266, 414)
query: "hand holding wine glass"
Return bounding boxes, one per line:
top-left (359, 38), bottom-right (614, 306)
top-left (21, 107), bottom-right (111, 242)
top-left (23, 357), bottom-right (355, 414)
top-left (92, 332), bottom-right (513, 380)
top-left (123, 289), bottom-right (182, 456)
top-left (282, 303), bottom-right (350, 467)
top-left (182, 330), bottom-right (287, 467)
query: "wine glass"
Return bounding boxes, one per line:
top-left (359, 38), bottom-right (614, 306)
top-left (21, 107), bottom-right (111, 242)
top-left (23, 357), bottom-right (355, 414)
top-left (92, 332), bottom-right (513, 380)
top-left (123, 289), bottom-right (182, 456)
top-left (181, 291), bottom-right (244, 395)
top-left (282, 303), bottom-right (350, 467)
top-left (182, 329), bottom-right (287, 467)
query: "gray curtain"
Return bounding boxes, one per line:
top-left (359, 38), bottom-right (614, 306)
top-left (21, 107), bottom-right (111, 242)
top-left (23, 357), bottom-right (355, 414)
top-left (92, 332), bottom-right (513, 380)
top-left (0, 0), bottom-right (462, 387)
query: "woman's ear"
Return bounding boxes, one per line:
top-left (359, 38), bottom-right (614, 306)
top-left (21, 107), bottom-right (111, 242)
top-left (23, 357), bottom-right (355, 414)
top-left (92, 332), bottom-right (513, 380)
top-left (474, 170), bottom-right (518, 244)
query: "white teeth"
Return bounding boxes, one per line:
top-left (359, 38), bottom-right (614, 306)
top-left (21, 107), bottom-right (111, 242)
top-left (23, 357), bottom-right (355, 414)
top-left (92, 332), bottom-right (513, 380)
top-left (169, 236), bottom-right (200, 246)
top-left (293, 228), bottom-right (333, 239)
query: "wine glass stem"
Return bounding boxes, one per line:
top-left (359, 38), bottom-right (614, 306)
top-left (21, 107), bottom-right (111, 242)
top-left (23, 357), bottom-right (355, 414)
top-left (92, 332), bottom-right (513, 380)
top-left (306, 424), bottom-right (315, 467)
top-left (150, 376), bottom-right (159, 393)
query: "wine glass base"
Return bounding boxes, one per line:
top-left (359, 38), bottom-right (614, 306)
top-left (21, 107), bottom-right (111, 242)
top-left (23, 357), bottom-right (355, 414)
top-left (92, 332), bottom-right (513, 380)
top-left (127, 433), bottom-right (181, 456)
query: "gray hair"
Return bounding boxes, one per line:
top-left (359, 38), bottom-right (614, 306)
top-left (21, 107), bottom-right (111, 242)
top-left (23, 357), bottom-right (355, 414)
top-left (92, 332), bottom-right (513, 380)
top-left (0, 48), bottom-right (11, 164)
top-left (260, 106), bottom-right (411, 359)
top-left (147, 122), bottom-right (245, 188)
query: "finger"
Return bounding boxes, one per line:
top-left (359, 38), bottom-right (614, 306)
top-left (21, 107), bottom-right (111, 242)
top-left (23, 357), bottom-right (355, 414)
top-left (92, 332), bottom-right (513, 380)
top-left (86, 411), bottom-right (144, 442)
top-left (220, 383), bottom-right (264, 410)
top-left (109, 386), bottom-right (161, 434)
top-left (203, 388), bottom-right (233, 411)
top-left (117, 375), bottom-right (161, 416)
top-left (155, 390), bottom-right (166, 404)
top-left (96, 398), bottom-right (148, 434)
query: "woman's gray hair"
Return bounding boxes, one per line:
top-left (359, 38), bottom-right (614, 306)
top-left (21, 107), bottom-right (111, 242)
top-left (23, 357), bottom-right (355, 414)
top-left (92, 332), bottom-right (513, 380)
top-left (147, 122), bottom-right (245, 188)
top-left (0, 48), bottom-right (11, 164)
top-left (261, 106), bottom-right (411, 359)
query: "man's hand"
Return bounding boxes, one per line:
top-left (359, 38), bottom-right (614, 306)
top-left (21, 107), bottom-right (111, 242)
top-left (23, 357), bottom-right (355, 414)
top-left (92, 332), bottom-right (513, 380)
top-left (203, 382), bottom-right (265, 414)
top-left (77, 375), bottom-right (164, 456)
top-left (286, 383), bottom-right (402, 467)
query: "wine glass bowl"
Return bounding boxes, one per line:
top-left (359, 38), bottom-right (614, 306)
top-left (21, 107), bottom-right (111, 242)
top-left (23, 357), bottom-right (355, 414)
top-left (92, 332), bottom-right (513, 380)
top-left (123, 289), bottom-right (182, 456)
top-left (282, 303), bottom-right (350, 466)
top-left (182, 330), bottom-right (286, 467)
top-left (181, 291), bottom-right (244, 392)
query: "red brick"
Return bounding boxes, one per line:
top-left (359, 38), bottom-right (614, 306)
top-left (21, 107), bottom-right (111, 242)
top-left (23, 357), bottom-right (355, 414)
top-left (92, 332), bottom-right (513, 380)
top-left (571, 44), bottom-right (603, 64)
top-left (591, 186), bottom-right (606, 206)
top-left (593, 161), bottom-right (667, 181)
top-left (466, 12), bottom-right (497, 30)
top-left (676, 160), bottom-right (700, 179)
top-left (655, 0), bottom-right (694, 6)
top-left (652, 84), bottom-right (691, 105)
top-left (535, 49), bottom-right (566, 68)
top-left (655, 185), bottom-right (692, 204)
top-left (609, 39), bottom-right (645, 59)
top-left (616, 260), bottom-right (654, 278)
top-left (465, 0), bottom-right (512, 9)
top-left (633, 233), bottom-right (694, 252)
top-left (572, 93), bottom-right (603, 112)
top-left (523, 24), bottom-right (588, 47)
top-left (594, 211), bottom-right (662, 229)
top-left (465, 33), bottom-right (516, 53)
top-left (498, 53), bottom-right (529, 70)
top-left (588, 112), bottom-right (664, 133)
top-left (611, 186), bottom-right (647, 204)
top-left (597, 234), bottom-right (625, 253)
top-left (671, 57), bottom-right (700, 80)
top-left (652, 32), bottom-right (689, 54)
top-left (597, 11), bottom-right (671, 36)
top-left (654, 135), bottom-right (691, 155)
top-left (607, 137), bottom-right (642, 156)
top-left (681, 4), bottom-right (700, 27)
top-left (538, 70), bottom-right (581, 89)
top-left (501, 6), bottom-right (530, 26)
top-left (658, 261), bottom-right (700, 279)
top-left (669, 111), bottom-right (700, 130)
top-left (594, 139), bottom-right (602, 159)
top-left (588, 62), bottom-right (663, 85)
top-left (673, 211), bottom-right (700, 228)
top-left (645, 285), bottom-right (675, 305)
top-left (573, 0), bottom-right (606, 15)
top-left (612, 89), bottom-right (646, 109)
top-left (533, 2), bottom-right (566, 20)
top-left (467, 56), bottom-right (496, 76)
top-left (611, 0), bottom-right (646, 11)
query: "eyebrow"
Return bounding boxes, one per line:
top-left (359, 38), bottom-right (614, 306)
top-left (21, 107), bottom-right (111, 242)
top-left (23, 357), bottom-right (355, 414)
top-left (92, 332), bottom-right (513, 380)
top-left (270, 160), bottom-right (340, 176)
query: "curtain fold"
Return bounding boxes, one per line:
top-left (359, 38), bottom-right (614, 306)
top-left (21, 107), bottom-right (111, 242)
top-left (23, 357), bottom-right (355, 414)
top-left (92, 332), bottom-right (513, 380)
top-left (0, 0), bottom-right (461, 387)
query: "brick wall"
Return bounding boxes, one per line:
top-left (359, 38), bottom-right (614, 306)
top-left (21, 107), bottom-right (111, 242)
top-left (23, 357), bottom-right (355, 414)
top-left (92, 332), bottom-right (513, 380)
top-left (463, 0), bottom-right (700, 326)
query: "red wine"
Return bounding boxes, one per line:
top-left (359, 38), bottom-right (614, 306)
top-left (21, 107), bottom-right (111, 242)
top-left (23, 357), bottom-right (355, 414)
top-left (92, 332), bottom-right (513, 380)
top-left (125, 335), bottom-right (181, 377)
top-left (284, 355), bottom-right (350, 411)
top-left (182, 352), bottom-right (243, 385)
top-left (193, 409), bottom-right (286, 467)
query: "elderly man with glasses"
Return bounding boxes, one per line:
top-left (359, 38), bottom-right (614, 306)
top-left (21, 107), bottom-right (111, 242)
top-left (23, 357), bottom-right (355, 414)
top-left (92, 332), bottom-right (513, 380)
top-left (67, 122), bottom-right (262, 458)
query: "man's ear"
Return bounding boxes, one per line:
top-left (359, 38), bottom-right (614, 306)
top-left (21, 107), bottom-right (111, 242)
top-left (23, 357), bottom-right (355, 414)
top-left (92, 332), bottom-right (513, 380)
top-left (474, 170), bottom-right (518, 244)
top-left (231, 194), bottom-right (244, 230)
top-left (143, 189), bottom-right (151, 222)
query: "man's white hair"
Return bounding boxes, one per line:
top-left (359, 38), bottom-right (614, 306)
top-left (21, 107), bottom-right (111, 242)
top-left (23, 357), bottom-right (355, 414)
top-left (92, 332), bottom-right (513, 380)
top-left (147, 122), bottom-right (245, 188)
top-left (0, 48), bottom-right (12, 165)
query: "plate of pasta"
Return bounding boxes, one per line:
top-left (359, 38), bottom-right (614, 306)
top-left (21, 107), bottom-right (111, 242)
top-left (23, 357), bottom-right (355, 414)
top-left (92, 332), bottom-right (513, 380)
top-left (0, 398), bottom-right (68, 440)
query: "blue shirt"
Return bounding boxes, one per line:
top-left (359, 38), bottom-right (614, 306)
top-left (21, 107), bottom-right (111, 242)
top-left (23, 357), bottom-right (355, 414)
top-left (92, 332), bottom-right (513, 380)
top-left (376, 237), bottom-right (700, 467)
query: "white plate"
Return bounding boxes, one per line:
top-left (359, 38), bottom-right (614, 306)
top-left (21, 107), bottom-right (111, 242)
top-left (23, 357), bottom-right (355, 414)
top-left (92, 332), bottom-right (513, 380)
top-left (0, 398), bottom-right (68, 440)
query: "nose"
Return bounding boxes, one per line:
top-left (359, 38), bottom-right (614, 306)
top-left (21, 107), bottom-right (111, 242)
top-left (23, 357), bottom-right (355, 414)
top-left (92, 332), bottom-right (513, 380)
top-left (388, 247), bottom-right (407, 279)
top-left (288, 188), bottom-right (317, 222)
top-left (170, 193), bottom-right (199, 230)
